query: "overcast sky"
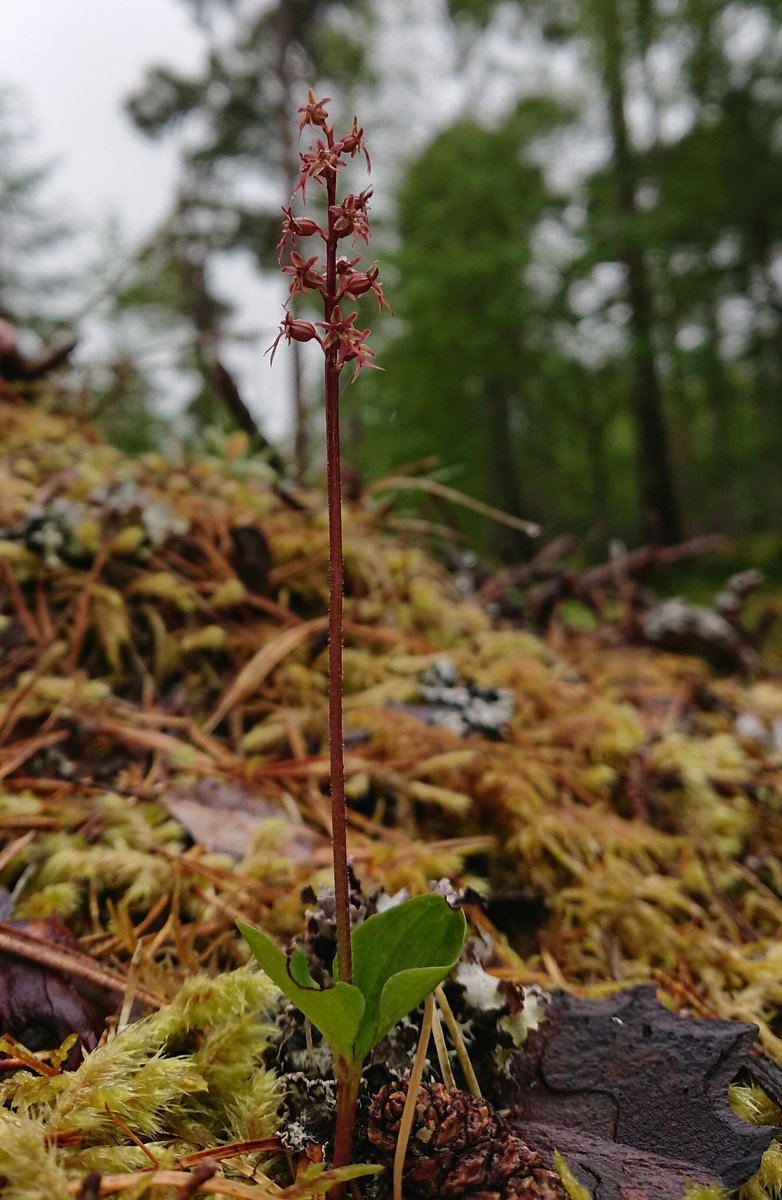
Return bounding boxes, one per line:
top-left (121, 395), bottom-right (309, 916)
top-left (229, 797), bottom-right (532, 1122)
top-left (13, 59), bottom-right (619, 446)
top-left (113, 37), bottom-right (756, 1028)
top-left (3, 0), bottom-right (294, 438)
top-left (5, 0), bottom-right (204, 234)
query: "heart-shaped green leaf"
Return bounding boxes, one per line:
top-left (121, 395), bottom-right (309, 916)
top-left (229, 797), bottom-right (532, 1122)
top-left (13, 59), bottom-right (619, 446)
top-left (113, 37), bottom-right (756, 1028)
top-left (237, 919), bottom-right (365, 1064)
top-left (350, 893), bottom-right (466, 1060)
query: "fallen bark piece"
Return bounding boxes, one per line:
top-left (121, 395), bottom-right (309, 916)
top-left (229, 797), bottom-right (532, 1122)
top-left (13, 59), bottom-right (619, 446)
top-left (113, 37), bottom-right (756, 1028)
top-left (522, 1128), bottom-right (721, 1200)
top-left (505, 985), bottom-right (780, 1200)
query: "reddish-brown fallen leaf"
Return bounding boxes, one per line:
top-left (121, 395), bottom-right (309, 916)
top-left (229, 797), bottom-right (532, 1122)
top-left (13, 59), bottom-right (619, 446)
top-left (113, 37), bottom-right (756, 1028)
top-left (503, 986), bottom-right (781, 1200)
top-left (0, 915), bottom-right (106, 1068)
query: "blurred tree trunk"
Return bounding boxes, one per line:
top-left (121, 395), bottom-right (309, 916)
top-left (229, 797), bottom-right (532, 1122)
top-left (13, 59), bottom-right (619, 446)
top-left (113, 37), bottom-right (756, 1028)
top-left (486, 381), bottom-right (527, 557)
top-left (704, 301), bottom-right (736, 534)
top-left (177, 244), bottom-right (284, 468)
top-left (276, 0), bottom-right (308, 478)
top-left (597, 0), bottom-right (681, 543)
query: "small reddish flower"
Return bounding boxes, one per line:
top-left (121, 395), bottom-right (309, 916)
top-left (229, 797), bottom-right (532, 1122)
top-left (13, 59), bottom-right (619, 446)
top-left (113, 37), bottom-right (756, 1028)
top-left (335, 117), bottom-right (371, 173)
top-left (335, 254), bottom-right (362, 278)
top-left (329, 188), bottom-right (373, 244)
top-left (283, 250), bottom-right (326, 300)
top-left (271, 96), bottom-right (388, 384)
top-left (297, 89), bottom-right (331, 133)
top-left (318, 307), bottom-right (379, 381)
top-left (277, 205), bottom-right (325, 262)
top-left (297, 139), bottom-right (342, 200)
top-left (266, 313), bottom-right (322, 365)
top-left (337, 260), bottom-right (393, 313)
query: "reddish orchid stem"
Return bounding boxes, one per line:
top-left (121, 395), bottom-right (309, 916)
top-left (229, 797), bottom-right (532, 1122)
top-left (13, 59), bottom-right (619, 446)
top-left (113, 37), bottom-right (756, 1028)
top-left (324, 127), bottom-right (354, 1191)
top-left (324, 137), bottom-right (353, 993)
top-left (333, 1061), bottom-right (362, 1183)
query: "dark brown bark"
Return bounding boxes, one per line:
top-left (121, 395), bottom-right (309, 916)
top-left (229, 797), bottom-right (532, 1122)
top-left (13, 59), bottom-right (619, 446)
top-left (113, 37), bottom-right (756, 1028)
top-left (178, 248), bottom-right (284, 468)
top-left (486, 381), bottom-right (528, 557)
top-left (206, 353), bottom-right (287, 472)
top-left (599, 0), bottom-right (681, 544)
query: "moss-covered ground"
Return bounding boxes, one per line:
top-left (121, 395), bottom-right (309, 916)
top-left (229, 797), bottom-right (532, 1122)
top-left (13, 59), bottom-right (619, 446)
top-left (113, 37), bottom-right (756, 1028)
top-left (0, 401), bottom-right (781, 1198)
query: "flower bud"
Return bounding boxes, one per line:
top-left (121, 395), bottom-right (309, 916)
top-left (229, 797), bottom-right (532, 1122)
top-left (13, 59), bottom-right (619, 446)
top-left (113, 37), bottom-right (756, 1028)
top-left (286, 319), bottom-right (320, 344)
top-left (293, 217), bottom-right (323, 238)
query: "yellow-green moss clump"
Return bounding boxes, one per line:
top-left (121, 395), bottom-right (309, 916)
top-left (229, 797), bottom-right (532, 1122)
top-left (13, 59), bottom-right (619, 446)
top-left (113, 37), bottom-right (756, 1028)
top-left (0, 970), bottom-right (279, 1199)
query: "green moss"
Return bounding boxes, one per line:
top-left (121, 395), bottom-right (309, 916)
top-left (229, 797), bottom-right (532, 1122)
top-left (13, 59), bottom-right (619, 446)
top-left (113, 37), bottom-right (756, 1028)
top-left (0, 970), bottom-right (279, 1190)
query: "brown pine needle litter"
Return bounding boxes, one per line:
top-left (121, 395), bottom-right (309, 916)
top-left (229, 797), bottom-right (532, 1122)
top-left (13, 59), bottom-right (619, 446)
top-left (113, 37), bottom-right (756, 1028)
top-left (0, 400), bottom-right (781, 1197)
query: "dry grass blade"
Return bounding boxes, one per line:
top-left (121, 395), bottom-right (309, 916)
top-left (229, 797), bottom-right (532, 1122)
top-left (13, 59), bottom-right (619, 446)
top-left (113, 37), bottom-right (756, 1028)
top-left (204, 617), bottom-right (328, 734)
top-left (393, 992), bottom-right (434, 1200)
top-left (431, 998), bottom-right (456, 1090)
top-left (433, 985), bottom-right (481, 1099)
top-left (88, 719), bottom-right (218, 771)
top-left (0, 729), bottom-right (70, 779)
top-left (368, 475), bottom-right (541, 536)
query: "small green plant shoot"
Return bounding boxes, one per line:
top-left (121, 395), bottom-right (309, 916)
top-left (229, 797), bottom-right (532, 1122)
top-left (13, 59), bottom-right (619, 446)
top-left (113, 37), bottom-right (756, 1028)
top-left (239, 895), bottom-right (465, 1191)
top-left (238, 91), bottom-right (467, 1183)
top-left (239, 895), bottom-right (465, 1070)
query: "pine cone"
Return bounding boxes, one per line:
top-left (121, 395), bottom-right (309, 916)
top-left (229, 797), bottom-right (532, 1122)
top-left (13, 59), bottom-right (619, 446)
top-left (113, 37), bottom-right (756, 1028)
top-left (368, 1082), bottom-right (567, 1200)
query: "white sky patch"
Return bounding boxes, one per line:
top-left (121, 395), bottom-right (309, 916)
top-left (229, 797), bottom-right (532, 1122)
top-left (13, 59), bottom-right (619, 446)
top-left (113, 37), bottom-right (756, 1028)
top-left (2, 1), bottom-right (298, 440)
top-left (718, 293), bottom-right (755, 357)
top-left (3, 0), bottom-right (204, 236)
top-left (721, 3), bottom-right (774, 66)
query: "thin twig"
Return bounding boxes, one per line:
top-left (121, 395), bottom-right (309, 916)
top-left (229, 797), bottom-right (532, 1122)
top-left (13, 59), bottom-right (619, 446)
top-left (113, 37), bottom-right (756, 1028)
top-left (368, 475), bottom-right (541, 537)
top-left (173, 1160), bottom-right (219, 1200)
top-left (0, 730), bottom-right (70, 781)
top-left (0, 830), bottom-right (35, 872)
top-left (0, 1034), bottom-right (59, 1076)
top-left (0, 922), bottom-right (166, 1008)
top-left (66, 1169), bottom-right (283, 1198)
top-left (175, 1139), bottom-right (282, 1169)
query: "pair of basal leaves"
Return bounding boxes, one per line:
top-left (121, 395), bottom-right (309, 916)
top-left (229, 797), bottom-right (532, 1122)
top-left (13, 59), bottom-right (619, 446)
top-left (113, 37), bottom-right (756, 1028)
top-left (239, 893), bottom-right (466, 1068)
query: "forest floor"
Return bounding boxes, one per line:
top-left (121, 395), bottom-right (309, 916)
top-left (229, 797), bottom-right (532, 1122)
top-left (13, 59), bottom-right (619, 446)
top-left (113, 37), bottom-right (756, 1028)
top-left (1, 399), bottom-right (781, 1200)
